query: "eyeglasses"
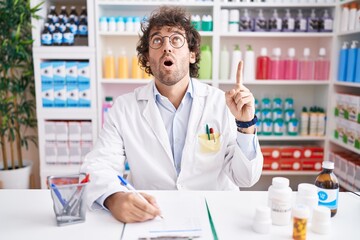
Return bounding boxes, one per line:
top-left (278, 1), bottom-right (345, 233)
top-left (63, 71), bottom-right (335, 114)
top-left (149, 33), bottom-right (186, 49)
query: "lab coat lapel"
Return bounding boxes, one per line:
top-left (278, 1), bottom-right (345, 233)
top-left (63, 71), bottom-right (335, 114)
top-left (185, 80), bottom-right (208, 144)
top-left (138, 82), bottom-right (173, 163)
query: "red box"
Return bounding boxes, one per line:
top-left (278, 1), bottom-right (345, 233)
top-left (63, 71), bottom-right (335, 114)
top-left (261, 146), bottom-right (281, 159)
top-left (303, 146), bottom-right (324, 159)
top-left (302, 158), bottom-right (323, 171)
top-left (280, 147), bottom-right (302, 159)
top-left (280, 158), bottom-right (302, 171)
top-left (263, 157), bottom-right (280, 170)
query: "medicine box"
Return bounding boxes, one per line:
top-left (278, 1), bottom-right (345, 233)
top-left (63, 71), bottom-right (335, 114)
top-left (56, 141), bottom-right (69, 164)
top-left (280, 158), bottom-right (302, 171)
top-left (53, 82), bottom-right (66, 107)
top-left (78, 62), bottom-right (91, 107)
top-left (55, 121), bottom-right (68, 141)
top-left (66, 61), bottom-right (78, 107)
top-left (53, 61), bottom-right (66, 85)
top-left (81, 121), bottom-right (92, 141)
top-left (81, 141), bottom-right (93, 162)
top-left (44, 121), bottom-right (56, 141)
top-left (68, 121), bottom-right (81, 141)
top-left (41, 83), bottom-right (54, 107)
top-left (347, 94), bottom-right (360, 123)
top-left (301, 158), bottom-right (322, 171)
top-left (45, 141), bottom-right (57, 164)
top-left (69, 141), bottom-right (82, 164)
top-left (40, 62), bottom-right (53, 83)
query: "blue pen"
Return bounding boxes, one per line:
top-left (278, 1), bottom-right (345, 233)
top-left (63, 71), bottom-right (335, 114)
top-left (117, 175), bottom-right (164, 219)
top-left (51, 183), bottom-right (67, 207)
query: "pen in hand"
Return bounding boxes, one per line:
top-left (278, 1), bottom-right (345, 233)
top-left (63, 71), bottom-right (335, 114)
top-left (117, 175), bottom-right (164, 219)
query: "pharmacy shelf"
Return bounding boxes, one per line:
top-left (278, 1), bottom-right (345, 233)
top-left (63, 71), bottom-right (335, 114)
top-left (262, 170), bottom-right (319, 176)
top-left (38, 108), bottom-right (96, 120)
top-left (337, 29), bottom-right (360, 37)
top-left (33, 46), bottom-right (95, 55)
top-left (99, 31), bottom-right (214, 37)
top-left (219, 80), bottom-right (330, 85)
top-left (258, 136), bottom-right (326, 141)
top-left (334, 81), bottom-right (360, 88)
top-left (220, 32), bottom-right (334, 38)
top-left (330, 139), bottom-right (360, 155)
top-left (220, 2), bottom-right (336, 8)
top-left (97, 1), bottom-right (214, 7)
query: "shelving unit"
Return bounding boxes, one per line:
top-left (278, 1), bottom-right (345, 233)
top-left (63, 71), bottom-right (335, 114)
top-left (31, 0), bottom-right (98, 188)
top-left (30, 0), bottom-right (359, 190)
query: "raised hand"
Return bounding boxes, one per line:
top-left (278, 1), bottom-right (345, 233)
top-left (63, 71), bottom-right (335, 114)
top-left (225, 60), bottom-right (255, 123)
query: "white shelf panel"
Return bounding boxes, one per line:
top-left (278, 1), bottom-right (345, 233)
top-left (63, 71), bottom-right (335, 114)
top-left (97, 1), bottom-right (214, 7)
top-left (334, 81), bottom-right (360, 88)
top-left (330, 139), bottom-right (360, 155)
top-left (101, 79), bottom-right (152, 84)
top-left (99, 31), bottom-right (213, 37)
top-left (262, 171), bottom-right (319, 176)
top-left (259, 136), bottom-right (326, 141)
top-left (220, 32), bottom-right (334, 38)
top-left (33, 46), bottom-right (95, 55)
top-left (219, 80), bottom-right (330, 85)
top-left (38, 108), bottom-right (96, 120)
top-left (41, 164), bottom-right (82, 175)
top-left (337, 29), bottom-right (360, 37)
top-left (220, 2), bottom-right (336, 8)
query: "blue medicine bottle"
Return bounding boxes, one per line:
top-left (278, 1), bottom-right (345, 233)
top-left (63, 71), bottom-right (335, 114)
top-left (346, 40), bottom-right (358, 82)
top-left (337, 41), bottom-right (348, 81)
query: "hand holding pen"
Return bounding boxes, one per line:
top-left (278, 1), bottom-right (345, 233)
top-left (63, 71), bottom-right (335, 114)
top-left (103, 176), bottom-right (163, 223)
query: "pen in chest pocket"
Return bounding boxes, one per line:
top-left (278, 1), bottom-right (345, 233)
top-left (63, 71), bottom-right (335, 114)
top-left (205, 124), bottom-right (210, 140)
top-left (210, 128), bottom-right (216, 142)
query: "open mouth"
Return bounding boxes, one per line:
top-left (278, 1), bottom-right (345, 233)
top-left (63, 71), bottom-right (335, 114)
top-left (164, 60), bottom-right (173, 67)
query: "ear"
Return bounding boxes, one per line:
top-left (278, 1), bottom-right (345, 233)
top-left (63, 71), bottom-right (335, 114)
top-left (189, 51), bottom-right (196, 64)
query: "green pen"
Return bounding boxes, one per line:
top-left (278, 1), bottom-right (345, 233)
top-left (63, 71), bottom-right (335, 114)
top-left (206, 124), bottom-right (210, 140)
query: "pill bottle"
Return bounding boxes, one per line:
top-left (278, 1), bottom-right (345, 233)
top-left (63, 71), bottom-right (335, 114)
top-left (268, 177), bottom-right (292, 225)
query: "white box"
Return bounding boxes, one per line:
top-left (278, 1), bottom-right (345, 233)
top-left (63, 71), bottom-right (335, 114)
top-left (69, 141), bottom-right (82, 164)
top-left (55, 121), bottom-right (68, 141)
top-left (44, 121), bottom-right (56, 141)
top-left (54, 83), bottom-right (66, 107)
top-left (56, 141), bottom-right (69, 164)
top-left (347, 160), bottom-right (356, 191)
top-left (81, 141), bottom-right (93, 161)
top-left (68, 121), bottom-right (81, 141)
top-left (347, 94), bottom-right (360, 123)
top-left (44, 141), bottom-right (57, 164)
top-left (354, 164), bottom-right (360, 191)
top-left (81, 121), bottom-right (92, 141)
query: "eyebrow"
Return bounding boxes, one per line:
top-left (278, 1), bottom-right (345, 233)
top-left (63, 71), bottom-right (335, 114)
top-left (149, 30), bottom-right (185, 39)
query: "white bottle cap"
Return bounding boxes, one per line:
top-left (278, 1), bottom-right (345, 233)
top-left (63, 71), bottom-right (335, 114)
top-left (253, 206), bottom-right (271, 234)
top-left (229, 9), bottom-right (240, 22)
top-left (311, 206), bottom-right (331, 234)
top-left (260, 47), bottom-right (268, 56)
top-left (288, 48), bottom-right (296, 57)
top-left (298, 183), bottom-right (317, 197)
top-left (272, 177), bottom-right (290, 188)
top-left (273, 47), bottom-right (281, 57)
top-left (303, 48), bottom-right (310, 57)
top-left (322, 161), bottom-right (334, 169)
top-left (292, 204), bottom-right (310, 219)
top-left (319, 48), bottom-right (326, 56)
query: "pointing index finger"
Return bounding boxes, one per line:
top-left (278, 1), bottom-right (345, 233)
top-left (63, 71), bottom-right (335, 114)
top-left (236, 60), bottom-right (243, 88)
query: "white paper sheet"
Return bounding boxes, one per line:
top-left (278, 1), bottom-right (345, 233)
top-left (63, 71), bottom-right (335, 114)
top-left (121, 191), bottom-right (213, 240)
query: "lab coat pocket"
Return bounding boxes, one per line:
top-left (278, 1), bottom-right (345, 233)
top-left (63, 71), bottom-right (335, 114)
top-left (198, 133), bottom-right (221, 153)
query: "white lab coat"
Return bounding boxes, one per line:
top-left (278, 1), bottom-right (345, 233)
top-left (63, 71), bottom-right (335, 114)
top-left (81, 79), bottom-right (263, 209)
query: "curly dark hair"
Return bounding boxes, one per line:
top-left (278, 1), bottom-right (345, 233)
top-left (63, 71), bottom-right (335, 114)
top-left (136, 6), bottom-right (201, 78)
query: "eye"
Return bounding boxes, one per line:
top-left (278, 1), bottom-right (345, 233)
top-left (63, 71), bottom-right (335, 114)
top-left (171, 35), bottom-right (182, 44)
top-left (152, 36), bottom-right (162, 45)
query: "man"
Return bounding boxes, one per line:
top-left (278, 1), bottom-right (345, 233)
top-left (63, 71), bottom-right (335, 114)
top-left (81, 6), bottom-right (263, 223)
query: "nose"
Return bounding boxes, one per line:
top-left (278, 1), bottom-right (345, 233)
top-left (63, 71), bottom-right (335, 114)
top-left (162, 37), bottom-right (172, 53)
